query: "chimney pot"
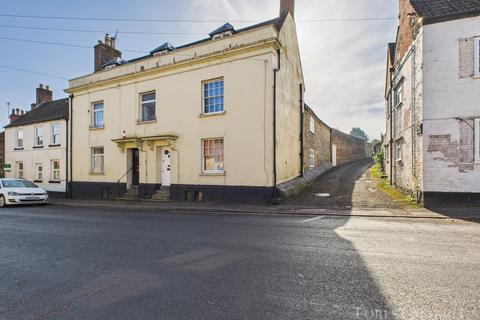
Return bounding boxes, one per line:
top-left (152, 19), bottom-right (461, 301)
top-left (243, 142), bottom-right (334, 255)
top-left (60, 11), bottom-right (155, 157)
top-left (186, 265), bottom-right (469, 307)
top-left (36, 84), bottom-right (53, 105)
top-left (94, 34), bottom-right (122, 72)
top-left (39, 84), bottom-right (44, 89)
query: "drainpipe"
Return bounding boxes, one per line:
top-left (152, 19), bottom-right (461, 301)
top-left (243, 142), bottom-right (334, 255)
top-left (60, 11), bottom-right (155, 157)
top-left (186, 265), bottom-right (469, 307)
top-left (68, 94), bottom-right (74, 199)
top-left (299, 83), bottom-right (304, 177)
top-left (65, 116), bottom-right (69, 199)
top-left (272, 48), bottom-right (281, 204)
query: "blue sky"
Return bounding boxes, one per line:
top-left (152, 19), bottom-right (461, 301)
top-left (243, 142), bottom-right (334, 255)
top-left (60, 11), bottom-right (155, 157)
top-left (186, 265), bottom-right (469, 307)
top-left (0, 0), bottom-right (398, 139)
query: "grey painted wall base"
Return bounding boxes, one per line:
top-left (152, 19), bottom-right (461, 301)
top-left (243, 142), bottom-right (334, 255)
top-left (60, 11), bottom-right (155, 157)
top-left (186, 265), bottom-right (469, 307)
top-left (423, 192), bottom-right (480, 207)
top-left (277, 163), bottom-right (333, 199)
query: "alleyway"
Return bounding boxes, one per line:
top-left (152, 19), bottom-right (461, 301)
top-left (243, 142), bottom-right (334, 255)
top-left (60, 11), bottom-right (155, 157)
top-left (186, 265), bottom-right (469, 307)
top-left (286, 159), bottom-right (404, 209)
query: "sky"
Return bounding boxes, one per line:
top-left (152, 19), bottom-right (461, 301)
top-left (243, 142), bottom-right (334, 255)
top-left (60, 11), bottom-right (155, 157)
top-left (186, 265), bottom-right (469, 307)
top-left (0, 0), bottom-right (398, 140)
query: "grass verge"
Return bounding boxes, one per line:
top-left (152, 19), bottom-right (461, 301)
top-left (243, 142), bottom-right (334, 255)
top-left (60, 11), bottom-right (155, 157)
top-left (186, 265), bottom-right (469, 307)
top-left (371, 164), bottom-right (420, 208)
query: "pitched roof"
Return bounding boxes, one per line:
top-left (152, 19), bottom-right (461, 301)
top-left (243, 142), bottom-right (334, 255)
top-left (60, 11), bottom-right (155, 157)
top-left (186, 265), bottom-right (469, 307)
top-left (150, 42), bottom-right (175, 54)
top-left (411, 0), bottom-right (480, 24)
top-left (388, 43), bottom-right (396, 63)
top-left (209, 23), bottom-right (236, 37)
top-left (5, 98), bottom-right (69, 128)
top-left (128, 15), bottom-right (287, 64)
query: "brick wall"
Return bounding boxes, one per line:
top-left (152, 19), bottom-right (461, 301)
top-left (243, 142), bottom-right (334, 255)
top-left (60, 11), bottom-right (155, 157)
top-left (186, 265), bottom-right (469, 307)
top-left (303, 106), bottom-right (331, 172)
top-left (331, 129), bottom-right (368, 166)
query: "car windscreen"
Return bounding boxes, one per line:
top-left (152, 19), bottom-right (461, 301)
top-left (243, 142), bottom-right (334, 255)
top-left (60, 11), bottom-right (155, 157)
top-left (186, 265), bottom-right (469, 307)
top-left (1, 180), bottom-right (38, 188)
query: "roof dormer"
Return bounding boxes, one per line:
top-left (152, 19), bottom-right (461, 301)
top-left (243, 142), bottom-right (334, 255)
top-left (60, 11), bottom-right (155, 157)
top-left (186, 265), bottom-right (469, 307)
top-left (150, 42), bottom-right (175, 56)
top-left (102, 57), bottom-right (127, 70)
top-left (209, 23), bottom-right (236, 40)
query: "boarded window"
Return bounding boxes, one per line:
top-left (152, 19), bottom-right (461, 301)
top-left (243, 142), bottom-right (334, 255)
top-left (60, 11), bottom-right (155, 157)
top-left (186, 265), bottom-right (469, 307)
top-left (459, 38), bottom-right (475, 78)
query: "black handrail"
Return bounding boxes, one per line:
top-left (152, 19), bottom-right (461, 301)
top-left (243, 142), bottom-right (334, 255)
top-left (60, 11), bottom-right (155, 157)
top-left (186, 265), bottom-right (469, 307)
top-left (117, 166), bottom-right (133, 184)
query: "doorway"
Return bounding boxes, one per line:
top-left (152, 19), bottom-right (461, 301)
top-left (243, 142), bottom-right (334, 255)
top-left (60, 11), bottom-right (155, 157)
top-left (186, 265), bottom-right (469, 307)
top-left (131, 148), bottom-right (140, 185)
top-left (332, 144), bottom-right (337, 167)
top-left (161, 149), bottom-right (171, 186)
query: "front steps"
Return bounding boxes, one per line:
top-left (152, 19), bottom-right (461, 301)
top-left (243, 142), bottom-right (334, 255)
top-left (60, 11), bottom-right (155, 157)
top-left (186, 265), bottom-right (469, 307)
top-left (149, 187), bottom-right (172, 202)
top-left (116, 185), bottom-right (172, 202)
top-left (116, 185), bottom-right (140, 201)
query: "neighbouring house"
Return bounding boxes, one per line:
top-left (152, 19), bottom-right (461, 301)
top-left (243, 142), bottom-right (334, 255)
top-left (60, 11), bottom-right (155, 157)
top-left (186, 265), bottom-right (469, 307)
top-left (303, 104), bottom-right (332, 176)
top-left (384, 0), bottom-right (480, 206)
top-left (0, 131), bottom-right (4, 177)
top-left (331, 129), bottom-right (370, 167)
top-left (66, 0), bottom-right (304, 203)
top-left (4, 85), bottom-right (69, 197)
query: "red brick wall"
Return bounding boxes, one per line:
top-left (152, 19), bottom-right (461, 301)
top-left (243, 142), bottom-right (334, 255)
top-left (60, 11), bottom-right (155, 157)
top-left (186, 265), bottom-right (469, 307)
top-left (331, 129), bottom-right (369, 166)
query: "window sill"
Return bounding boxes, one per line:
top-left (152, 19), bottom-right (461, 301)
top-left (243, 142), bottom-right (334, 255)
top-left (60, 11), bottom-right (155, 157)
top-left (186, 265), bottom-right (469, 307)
top-left (49, 144), bottom-right (61, 148)
top-left (200, 171), bottom-right (225, 176)
top-left (14, 147), bottom-right (24, 151)
top-left (33, 145), bottom-right (44, 149)
top-left (137, 119), bottom-right (157, 125)
top-left (89, 172), bottom-right (105, 176)
top-left (200, 110), bottom-right (226, 118)
top-left (49, 180), bottom-right (61, 184)
top-left (90, 126), bottom-right (105, 130)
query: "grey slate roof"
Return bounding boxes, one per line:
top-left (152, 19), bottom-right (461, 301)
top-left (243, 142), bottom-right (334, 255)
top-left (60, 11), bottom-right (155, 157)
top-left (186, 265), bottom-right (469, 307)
top-left (209, 23), bottom-right (236, 37)
top-left (388, 43), bottom-right (396, 63)
top-left (5, 98), bottom-right (69, 128)
top-left (150, 42), bottom-right (175, 54)
top-left (102, 57), bottom-right (128, 68)
top-left (411, 0), bottom-right (480, 24)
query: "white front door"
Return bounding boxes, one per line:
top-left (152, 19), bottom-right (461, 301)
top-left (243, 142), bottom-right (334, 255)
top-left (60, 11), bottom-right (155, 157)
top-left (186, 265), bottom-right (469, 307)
top-left (161, 149), bottom-right (171, 186)
top-left (332, 144), bottom-right (337, 167)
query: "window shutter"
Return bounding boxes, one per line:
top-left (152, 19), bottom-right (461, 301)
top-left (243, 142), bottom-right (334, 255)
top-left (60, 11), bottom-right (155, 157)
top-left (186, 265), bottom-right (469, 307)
top-left (459, 38), bottom-right (474, 78)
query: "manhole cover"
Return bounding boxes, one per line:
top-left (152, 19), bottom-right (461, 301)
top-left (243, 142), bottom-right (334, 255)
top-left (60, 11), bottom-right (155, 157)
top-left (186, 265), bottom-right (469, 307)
top-left (315, 193), bottom-right (331, 197)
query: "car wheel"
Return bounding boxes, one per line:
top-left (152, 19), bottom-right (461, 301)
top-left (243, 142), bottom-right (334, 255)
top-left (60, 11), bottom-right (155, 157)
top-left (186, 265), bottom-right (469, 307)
top-left (0, 196), bottom-right (6, 208)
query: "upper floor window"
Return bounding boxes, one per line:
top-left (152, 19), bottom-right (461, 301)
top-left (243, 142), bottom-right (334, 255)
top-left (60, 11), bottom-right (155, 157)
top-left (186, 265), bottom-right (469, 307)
top-left (203, 79), bottom-right (224, 114)
top-left (51, 124), bottom-right (60, 145)
top-left (51, 160), bottom-right (61, 181)
top-left (394, 81), bottom-right (404, 107)
top-left (91, 147), bottom-right (105, 174)
top-left (15, 130), bottom-right (23, 149)
top-left (309, 116), bottom-right (315, 134)
top-left (202, 138), bottom-right (224, 173)
top-left (16, 162), bottom-right (23, 179)
top-left (475, 37), bottom-right (480, 77)
top-left (92, 102), bottom-right (104, 128)
top-left (140, 92), bottom-right (156, 122)
top-left (34, 127), bottom-right (44, 146)
top-left (475, 118), bottom-right (480, 162)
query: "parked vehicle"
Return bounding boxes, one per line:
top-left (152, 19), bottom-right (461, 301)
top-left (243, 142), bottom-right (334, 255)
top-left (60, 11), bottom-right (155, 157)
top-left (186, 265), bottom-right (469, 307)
top-left (0, 179), bottom-right (49, 207)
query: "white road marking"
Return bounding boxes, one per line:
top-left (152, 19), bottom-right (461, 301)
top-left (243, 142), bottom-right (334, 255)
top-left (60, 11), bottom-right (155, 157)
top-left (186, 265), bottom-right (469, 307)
top-left (301, 216), bottom-right (324, 223)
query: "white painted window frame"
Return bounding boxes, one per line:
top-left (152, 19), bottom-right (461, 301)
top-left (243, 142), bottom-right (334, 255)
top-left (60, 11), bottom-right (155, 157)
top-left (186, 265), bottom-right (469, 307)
top-left (15, 129), bottom-right (23, 148)
top-left (309, 149), bottom-right (315, 168)
top-left (309, 116), bottom-right (315, 134)
top-left (474, 37), bottom-right (480, 78)
top-left (91, 101), bottom-right (105, 128)
top-left (202, 78), bottom-right (225, 115)
top-left (51, 159), bottom-right (61, 181)
top-left (139, 91), bottom-right (156, 123)
top-left (395, 140), bottom-right (402, 162)
top-left (34, 126), bottom-right (44, 147)
top-left (201, 138), bottom-right (225, 174)
top-left (475, 118), bottom-right (480, 162)
top-left (35, 163), bottom-right (43, 181)
top-left (394, 81), bottom-right (404, 108)
top-left (91, 147), bottom-right (105, 174)
top-left (51, 123), bottom-right (61, 145)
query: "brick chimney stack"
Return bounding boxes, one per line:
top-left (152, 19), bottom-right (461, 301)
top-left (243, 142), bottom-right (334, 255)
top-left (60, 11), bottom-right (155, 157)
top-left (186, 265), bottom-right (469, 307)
top-left (9, 108), bottom-right (25, 123)
top-left (35, 84), bottom-right (53, 108)
top-left (280, 0), bottom-right (295, 18)
top-left (94, 33), bottom-right (122, 72)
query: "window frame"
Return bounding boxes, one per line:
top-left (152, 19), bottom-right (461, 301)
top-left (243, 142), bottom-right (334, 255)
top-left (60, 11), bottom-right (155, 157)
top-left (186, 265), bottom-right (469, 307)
top-left (202, 78), bottom-right (225, 115)
top-left (395, 140), bottom-right (402, 162)
top-left (91, 101), bottom-right (105, 129)
top-left (474, 37), bottom-right (480, 78)
top-left (50, 123), bottom-right (61, 146)
top-left (91, 147), bottom-right (105, 174)
top-left (394, 81), bottom-right (404, 108)
top-left (16, 161), bottom-right (24, 179)
top-left (475, 118), bottom-right (480, 162)
top-left (201, 138), bottom-right (225, 174)
top-left (15, 129), bottom-right (24, 149)
top-left (35, 163), bottom-right (43, 181)
top-left (34, 126), bottom-right (44, 147)
top-left (51, 160), bottom-right (61, 181)
top-left (309, 116), bottom-right (315, 134)
top-left (309, 148), bottom-right (315, 168)
top-left (139, 91), bottom-right (157, 123)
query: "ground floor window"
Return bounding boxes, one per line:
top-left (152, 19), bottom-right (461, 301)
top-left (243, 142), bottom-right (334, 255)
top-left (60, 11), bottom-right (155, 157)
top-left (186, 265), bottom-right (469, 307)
top-left (91, 147), bottom-right (105, 173)
top-left (309, 149), bottom-right (315, 168)
top-left (35, 163), bottom-right (43, 181)
top-left (202, 138), bottom-right (224, 173)
top-left (51, 160), bottom-right (60, 181)
top-left (15, 162), bottom-right (23, 179)
top-left (395, 140), bottom-right (402, 161)
top-left (475, 118), bottom-right (480, 162)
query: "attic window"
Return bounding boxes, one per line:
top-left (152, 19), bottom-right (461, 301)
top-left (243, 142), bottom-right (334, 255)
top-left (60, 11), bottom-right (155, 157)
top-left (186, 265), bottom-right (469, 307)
top-left (153, 50), bottom-right (170, 57)
top-left (104, 65), bottom-right (116, 70)
top-left (209, 23), bottom-right (236, 40)
top-left (212, 31), bottom-right (233, 40)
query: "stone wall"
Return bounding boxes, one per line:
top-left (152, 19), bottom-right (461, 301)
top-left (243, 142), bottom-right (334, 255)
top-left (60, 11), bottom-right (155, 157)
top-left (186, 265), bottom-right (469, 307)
top-left (303, 105), bottom-right (331, 172)
top-left (331, 129), bottom-right (369, 166)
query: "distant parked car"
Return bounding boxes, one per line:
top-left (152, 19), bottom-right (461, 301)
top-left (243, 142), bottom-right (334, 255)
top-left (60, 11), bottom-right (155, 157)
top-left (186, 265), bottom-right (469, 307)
top-left (0, 179), bottom-right (49, 207)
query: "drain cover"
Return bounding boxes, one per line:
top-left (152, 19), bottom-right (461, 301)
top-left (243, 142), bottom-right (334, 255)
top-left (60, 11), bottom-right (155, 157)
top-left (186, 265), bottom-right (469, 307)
top-left (315, 193), bottom-right (331, 197)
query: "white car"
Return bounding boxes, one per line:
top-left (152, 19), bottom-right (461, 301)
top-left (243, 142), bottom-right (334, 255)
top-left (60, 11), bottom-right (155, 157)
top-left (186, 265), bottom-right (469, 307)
top-left (0, 179), bottom-right (49, 207)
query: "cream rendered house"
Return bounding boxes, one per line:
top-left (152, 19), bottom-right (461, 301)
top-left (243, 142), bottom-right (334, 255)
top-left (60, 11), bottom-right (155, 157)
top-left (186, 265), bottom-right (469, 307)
top-left (66, 0), bottom-right (304, 203)
top-left (4, 85), bottom-right (69, 197)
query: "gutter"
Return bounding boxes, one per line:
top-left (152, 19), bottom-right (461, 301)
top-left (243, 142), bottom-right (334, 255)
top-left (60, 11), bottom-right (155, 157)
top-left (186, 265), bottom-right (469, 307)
top-left (272, 48), bottom-right (281, 204)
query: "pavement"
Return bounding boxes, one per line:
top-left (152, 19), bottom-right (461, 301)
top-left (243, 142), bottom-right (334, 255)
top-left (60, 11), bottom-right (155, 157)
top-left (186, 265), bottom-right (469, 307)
top-left (51, 159), bottom-right (480, 221)
top-left (0, 205), bottom-right (478, 319)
